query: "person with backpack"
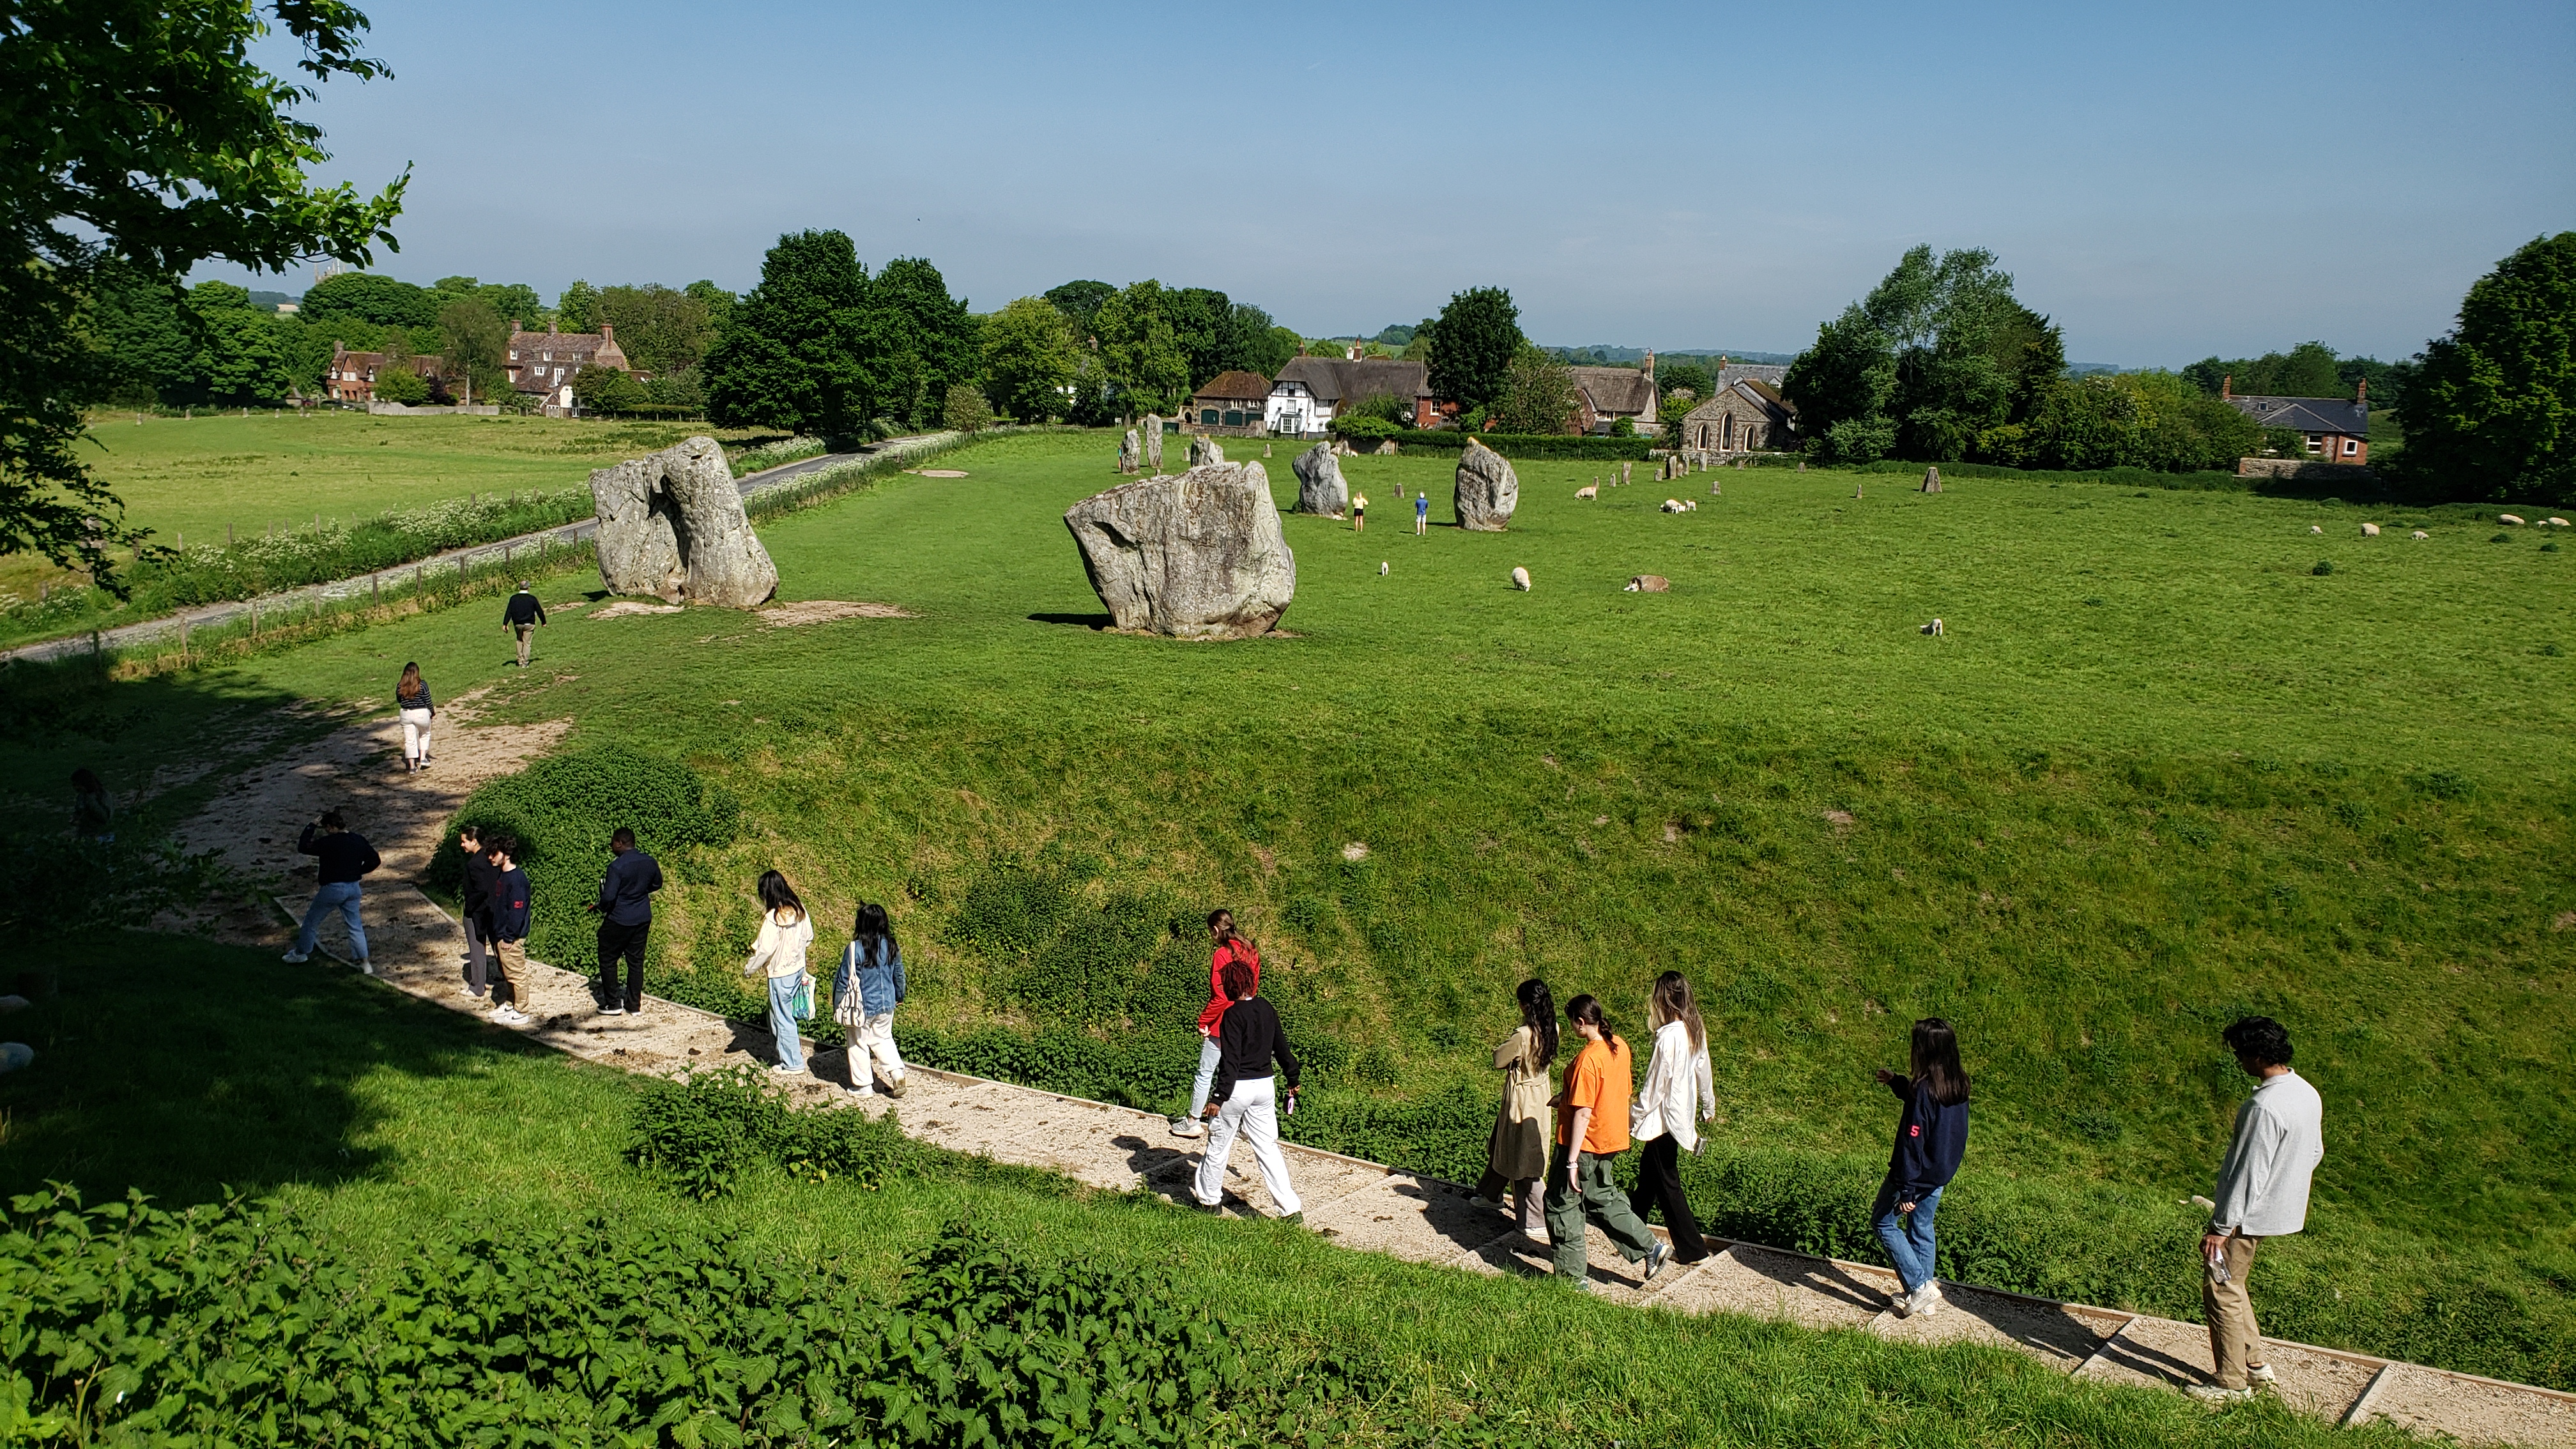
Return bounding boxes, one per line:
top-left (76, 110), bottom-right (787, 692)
top-left (457, 825), bottom-right (499, 1000)
top-left (484, 834), bottom-right (533, 1025)
top-left (1192, 956), bottom-right (1302, 1218)
top-left (1545, 994), bottom-right (1668, 1287)
top-left (1474, 978), bottom-right (1558, 1241)
top-left (1872, 1018), bottom-right (1972, 1319)
top-left (2189, 1015), bottom-right (2326, 1405)
top-left (586, 827), bottom-right (662, 1016)
top-left (1172, 908), bottom-right (1258, 1138)
top-left (741, 870), bottom-right (816, 1077)
top-left (1630, 970), bottom-right (1717, 1265)
top-left (284, 809), bottom-right (381, 973)
top-left (503, 581), bottom-right (547, 668)
top-left (395, 661), bottom-right (434, 773)
top-left (833, 902), bottom-right (908, 1098)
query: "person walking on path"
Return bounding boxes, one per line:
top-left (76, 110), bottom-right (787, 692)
top-left (833, 902), bottom-right (908, 1098)
top-left (1474, 979), bottom-right (1558, 1241)
top-left (395, 662), bottom-right (435, 774)
top-left (70, 768), bottom-right (113, 844)
top-left (1173, 908), bottom-right (1259, 1138)
top-left (2189, 1015), bottom-right (2325, 1405)
top-left (1871, 1018), bottom-right (1972, 1319)
top-left (1192, 957), bottom-right (1302, 1218)
top-left (457, 825), bottom-right (498, 1000)
top-left (1414, 491), bottom-right (1429, 535)
top-left (1630, 971), bottom-right (1717, 1265)
top-left (503, 581), bottom-right (547, 668)
top-left (1544, 995), bottom-right (1668, 1288)
top-left (586, 827), bottom-right (662, 1016)
top-left (484, 834), bottom-right (533, 1025)
top-left (284, 809), bottom-right (381, 972)
top-left (742, 870), bottom-right (816, 1077)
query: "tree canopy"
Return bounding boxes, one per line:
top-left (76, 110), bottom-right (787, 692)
top-left (2390, 231), bottom-right (2576, 505)
top-left (981, 296), bottom-right (1077, 424)
top-left (1092, 280), bottom-right (1191, 415)
top-left (3, 0), bottom-right (406, 585)
top-left (702, 232), bottom-right (979, 437)
top-left (1425, 287), bottom-right (1522, 411)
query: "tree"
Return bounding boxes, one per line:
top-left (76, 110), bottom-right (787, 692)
top-left (703, 229), bottom-right (875, 438)
top-left (178, 281), bottom-right (296, 404)
top-left (1044, 280), bottom-right (1116, 339)
top-left (2391, 232), bottom-right (2576, 504)
top-left (981, 296), bottom-right (1077, 422)
top-left (1427, 287), bottom-right (1522, 411)
top-left (868, 256), bottom-right (979, 430)
top-left (596, 282), bottom-right (720, 375)
top-left (1657, 360), bottom-right (1712, 402)
top-left (555, 279), bottom-right (601, 333)
top-left (569, 362), bottom-right (640, 412)
top-left (300, 272), bottom-right (437, 329)
top-left (2, 0), bottom-right (402, 586)
top-left (372, 362), bottom-right (428, 404)
top-left (1782, 305), bottom-right (1899, 463)
top-left (438, 296), bottom-right (509, 404)
top-left (942, 382), bottom-right (992, 433)
top-left (1231, 305), bottom-right (1298, 378)
top-left (1400, 318), bottom-right (1436, 364)
top-left (684, 280), bottom-right (735, 329)
top-left (1494, 346), bottom-right (1577, 434)
top-left (1093, 280), bottom-right (1190, 415)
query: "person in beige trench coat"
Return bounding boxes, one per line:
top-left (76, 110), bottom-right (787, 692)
top-left (1474, 978), bottom-right (1560, 1238)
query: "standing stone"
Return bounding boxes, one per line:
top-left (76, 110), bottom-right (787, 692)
top-left (1374, 439), bottom-right (1399, 456)
top-left (1622, 461), bottom-right (1633, 486)
top-left (1455, 437), bottom-right (1519, 530)
top-left (1264, 443), bottom-right (1272, 457)
top-left (1189, 434), bottom-right (1226, 467)
top-left (1145, 415), bottom-right (1164, 473)
top-left (589, 436), bottom-right (779, 607)
top-left (1062, 462), bottom-right (1296, 639)
top-left (1292, 441), bottom-right (1347, 516)
top-left (1119, 430), bottom-right (1140, 473)
top-left (1922, 466), bottom-right (1942, 493)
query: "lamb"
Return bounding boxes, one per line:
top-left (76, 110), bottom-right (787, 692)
top-left (1378, 561), bottom-right (1389, 576)
top-left (1921, 618), bottom-right (1945, 636)
top-left (2310, 525), bottom-right (2324, 534)
top-left (2361, 523), bottom-right (2380, 537)
top-left (1511, 566), bottom-right (1531, 592)
top-left (2500, 514), bottom-right (2526, 525)
top-left (1661, 498), bottom-right (1687, 513)
top-left (1575, 486), bottom-right (1598, 500)
top-left (2412, 530), bottom-right (2430, 540)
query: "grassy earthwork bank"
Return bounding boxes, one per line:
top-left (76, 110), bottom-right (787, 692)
top-left (3, 428), bottom-right (2572, 1406)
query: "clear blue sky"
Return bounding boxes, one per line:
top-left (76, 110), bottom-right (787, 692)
top-left (218, 0), bottom-right (2575, 367)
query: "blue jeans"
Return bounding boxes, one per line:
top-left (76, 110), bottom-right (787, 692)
top-left (1185, 1034), bottom-right (1222, 1116)
top-left (767, 973), bottom-right (804, 1071)
top-left (1871, 1176), bottom-right (1944, 1293)
top-left (296, 880), bottom-right (367, 962)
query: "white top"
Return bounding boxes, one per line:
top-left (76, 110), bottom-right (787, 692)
top-left (1630, 1018), bottom-right (1717, 1152)
top-left (742, 907), bottom-right (814, 979)
top-left (2211, 1069), bottom-right (2326, 1238)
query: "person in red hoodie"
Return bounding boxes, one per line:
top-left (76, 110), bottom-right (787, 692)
top-left (1172, 908), bottom-right (1259, 1138)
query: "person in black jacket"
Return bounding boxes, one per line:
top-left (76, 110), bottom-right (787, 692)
top-left (1190, 958), bottom-right (1303, 1217)
top-left (484, 834), bottom-right (534, 1025)
top-left (284, 809), bottom-right (382, 972)
top-left (586, 827), bottom-right (662, 1016)
top-left (1872, 1018), bottom-right (1972, 1319)
top-left (502, 582), bottom-right (547, 668)
top-left (456, 825), bottom-right (500, 1000)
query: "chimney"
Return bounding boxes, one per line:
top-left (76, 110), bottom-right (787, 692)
top-left (508, 318), bottom-right (520, 334)
top-left (2356, 376), bottom-right (2367, 404)
top-left (1644, 348), bottom-right (1655, 380)
top-left (2221, 374), bottom-right (2232, 399)
top-left (600, 323), bottom-right (615, 341)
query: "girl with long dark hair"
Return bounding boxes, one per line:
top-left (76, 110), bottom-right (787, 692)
top-left (834, 901), bottom-right (908, 1098)
top-left (1873, 1018), bottom-right (1972, 1317)
top-left (1173, 907), bottom-right (1258, 1137)
top-left (741, 870), bottom-right (815, 1077)
top-left (1544, 994), bottom-right (1668, 1287)
top-left (1475, 979), bottom-right (1559, 1241)
top-left (395, 663), bottom-right (434, 773)
top-left (1629, 970), bottom-right (1715, 1263)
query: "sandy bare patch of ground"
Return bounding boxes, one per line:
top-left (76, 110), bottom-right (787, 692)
top-left (906, 468), bottom-right (969, 478)
top-left (590, 601), bottom-right (684, 620)
top-left (760, 601), bottom-right (916, 626)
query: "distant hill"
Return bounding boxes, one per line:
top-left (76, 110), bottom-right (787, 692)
top-left (247, 289), bottom-right (296, 310)
top-left (1545, 345), bottom-right (1798, 367)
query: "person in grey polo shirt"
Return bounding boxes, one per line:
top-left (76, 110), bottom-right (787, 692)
top-left (2189, 1015), bottom-right (2325, 1404)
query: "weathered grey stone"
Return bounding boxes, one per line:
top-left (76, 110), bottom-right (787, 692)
top-left (1062, 463), bottom-right (1296, 640)
top-left (1922, 466), bottom-right (1942, 493)
top-left (1374, 439), bottom-right (1399, 456)
top-left (1292, 442), bottom-right (1347, 516)
top-left (589, 436), bottom-right (778, 607)
top-left (1188, 434), bottom-right (1226, 467)
top-left (1119, 430), bottom-right (1140, 473)
top-left (1144, 415), bottom-right (1164, 472)
top-left (1455, 438), bottom-right (1518, 530)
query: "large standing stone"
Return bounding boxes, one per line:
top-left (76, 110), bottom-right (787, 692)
top-left (589, 436), bottom-right (778, 607)
top-left (1454, 437), bottom-right (1519, 531)
top-left (1922, 466), bottom-right (1942, 493)
top-left (1292, 441), bottom-right (1347, 516)
top-left (1145, 415), bottom-right (1164, 473)
top-left (1119, 430), bottom-right (1140, 473)
top-left (1188, 434), bottom-right (1226, 467)
top-left (1063, 462), bottom-right (1296, 639)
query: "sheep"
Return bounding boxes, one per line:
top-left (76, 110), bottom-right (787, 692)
top-left (1625, 574), bottom-right (1670, 593)
top-left (1378, 561), bottom-right (1389, 576)
top-left (1662, 498), bottom-right (1686, 513)
top-left (2362, 523), bottom-right (2380, 537)
top-left (2412, 530), bottom-right (2430, 540)
top-left (2501, 514), bottom-right (2526, 525)
top-left (1575, 486), bottom-right (1598, 500)
top-left (2310, 525), bottom-right (2324, 534)
top-left (2549, 517), bottom-right (2572, 528)
top-left (1512, 566), bottom-right (1531, 592)
top-left (1921, 618), bottom-right (1945, 636)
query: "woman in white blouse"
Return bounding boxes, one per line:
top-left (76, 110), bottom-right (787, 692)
top-left (741, 870), bottom-right (816, 1077)
top-left (1629, 969), bottom-right (1717, 1263)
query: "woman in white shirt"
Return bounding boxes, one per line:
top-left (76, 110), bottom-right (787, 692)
top-left (1629, 970), bottom-right (1716, 1263)
top-left (741, 870), bottom-right (816, 1077)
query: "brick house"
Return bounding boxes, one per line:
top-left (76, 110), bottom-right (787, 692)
top-left (2221, 376), bottom-right (2372, 464)
top-left (505, 321), bottom-right (634, 402)
top-left (1568, 353), bottom-right (1659, 434)
top-left (1678, 377), bottom-right (1798, 454)
top-left (1266, 357), bottom-right (1435, 436)
top-left (1188, 371), bottom-right (1274, 436)
top-left (324, 341), bottom-right (453, 404)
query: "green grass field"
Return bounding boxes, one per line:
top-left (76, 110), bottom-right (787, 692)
top-left (4, 427), bottom-right (2572, 1401)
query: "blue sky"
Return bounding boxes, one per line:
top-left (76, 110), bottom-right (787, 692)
top-left (218, 0), bottom-right (2574, 367)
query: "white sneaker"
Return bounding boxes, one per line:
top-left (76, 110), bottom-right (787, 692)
top-left (2246, 1363), bottom-right (2277, 1386)
top-left (491, 1004), bottom-right (527, 1024)
top-left (459, 985), bottom-right (481, 999)
top-left (1906, 1282), bottom-right (1945, 1317)
top-left (281, 951), bottom-right (309, 963)
top-left (354, 961), bottom-right (374, 976)
top-left (2186, 1384), bottom-right (2255, 1406)
top-left (848, 1085), bottom-right (874, 1098)
top-left (1169, 1117), bottom-right (1206, 1138)
top-left (599, 1004), bottom-right (626, 1017)
top-left (770, 1062), bottom-right (802, 1077)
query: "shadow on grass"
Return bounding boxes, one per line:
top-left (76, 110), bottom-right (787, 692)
top-left (0, 928), bottom-right (564, 1207)
top-left (1025, 612), bottom-right (1114, 629)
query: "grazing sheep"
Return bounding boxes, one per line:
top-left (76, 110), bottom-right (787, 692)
top-left (1512, 566), bottom-right (1531, 592)
top-left (1625, 574), bottom-right (1670, 593)
top-left (2412, 530), bottom-right (2430, 540)
top-left (2501, 514), bottom-right (2526, 525)
top-left (2549, 517), bottom-right (2572, 528)
top-left (1575, 486), bottom-right (1598, 500)
top-left (1921, 618), bottom-right (1944, 636)
top-left (1378, 561), bottom-right (1389, 576)
top-left (1662, 498), bottom-right (1686, 513)
top-left (2310, 525), bottom-right (2324, 534)
top-left (2362, 523), bottom-right (2380, 537)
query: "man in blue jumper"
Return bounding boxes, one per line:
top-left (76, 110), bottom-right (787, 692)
top-left (284, 809), bottom-right (381, 972)
top-left (586, 827), bottom-right (662, 1016)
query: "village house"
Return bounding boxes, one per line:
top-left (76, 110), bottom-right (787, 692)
top-left (324, 341), bottom-right (453, 404)
top-left (505, 321), bottom-right (634, 403)
top-left (1568, 353), bottom-right (1659, 434)
top-left (1266, 357), bottom-right (1435, 437)
top-left (2221, 376), bottom-right (2372, 463)
top-left (1679, 376), bottom-right (1798, 454)
top-left (1188, 371), bottom-right (1274, 436)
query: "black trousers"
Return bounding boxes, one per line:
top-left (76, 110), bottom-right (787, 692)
top-left (1629, 1135), bottom-right (1711, 1262)
top-left (597, 919), bottom-right (650, 1011)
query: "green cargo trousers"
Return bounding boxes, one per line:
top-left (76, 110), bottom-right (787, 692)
top-left (1542, 1142), bottom-right (1659, 1281)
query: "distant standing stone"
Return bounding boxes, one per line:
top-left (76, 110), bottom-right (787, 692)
top-left (1189, 434), bottom-right (1226, 467)
top-left (1922, 466), bottom-right (1942, 493)
top-left (1062, 462), bottom-right (1296, 639)
top-left (1455, 437), bottom-right (1519, 530)
top-left (1119, 430), bottom-right (1140, 473)
top-left (1145, 415), bottom-right (1164, 473)
top-left (1292, 441), bottom-right (1348, 517)
top-left (590, 435), bottom-right (779, 607)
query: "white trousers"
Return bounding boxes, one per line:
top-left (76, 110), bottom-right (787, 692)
top-left (400, 707), bottom-right (433, 762)
top-left (1193, 1075), bottom-right (1301, 1216)
top-left (849, 1011), bottom-right (904, 1091)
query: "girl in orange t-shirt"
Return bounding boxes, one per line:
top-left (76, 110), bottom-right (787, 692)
top-left (1543, 994), bottom-right (1667, 1285)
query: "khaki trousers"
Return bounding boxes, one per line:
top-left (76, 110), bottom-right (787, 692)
top-left (514, 624), bottom-right (535, 666)
top-left (2204, 1232), bottom-right (2264, 1389)
top-left (493, 937), bottom-right (532, 1008)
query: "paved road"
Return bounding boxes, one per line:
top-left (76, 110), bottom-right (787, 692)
top-left (1, 433), bottom-right (957, 667)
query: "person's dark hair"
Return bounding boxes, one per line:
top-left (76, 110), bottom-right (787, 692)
top-left (1220, 957), bottom-right (1255, 1000)
top-left (757, 869), bottom-right (804, 921)
top-left (1651, 970), bottom-right (1707, 1056)
top-left (1516, 978), bottom-right (1560, 1070)
top-left (1564, 993), bottom-right (1622, 1054)
top-left (399, 661), bottom-right (421, 693)
top-left (1910, 1018), bottom-right (1970, 1106)
top-left (318, 808), bottom-right (346, 831)
top-left (2223, 1015), bottom-right (2294, 1068)
top-left (1208, 907), bottom-right (1235, 940)
top-left (610, 827), bottom-right (636, 850)
top-left (853, 901), bottom-right (896, 962)
top-left (71, 767), bottom-right (102, 793)
top-left (491, 832), bottom-right (519, 860)
top-left (457, 824), bottom-right (480, 845)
